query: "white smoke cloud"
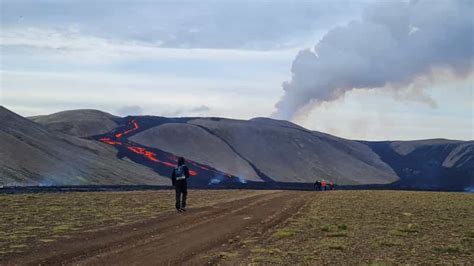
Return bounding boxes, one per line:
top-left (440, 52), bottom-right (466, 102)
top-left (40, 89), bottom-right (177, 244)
top-left (274, 0), bottom-right (474, 120)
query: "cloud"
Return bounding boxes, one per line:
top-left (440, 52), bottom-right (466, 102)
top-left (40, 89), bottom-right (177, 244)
top-left (0, 27), bottom-right (298, 64)
top-left (162, 105), bottom-right (211, 117)
top-left (189, 105), bottom-right (210, 113)
top-left (116, 105), bottom-right (143, 116)
top-left (273, 0), bottom-right (474, 120)
top-left (300, 84), bottom-right (474, 141)
top-left (0, 1), bottom-right (369, 50)
top-left (1, 70), bottom-right (278, 119)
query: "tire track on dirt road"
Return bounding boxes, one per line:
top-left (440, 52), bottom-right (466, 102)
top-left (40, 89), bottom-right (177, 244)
top-left (4, 190), bottom-right (310, 265)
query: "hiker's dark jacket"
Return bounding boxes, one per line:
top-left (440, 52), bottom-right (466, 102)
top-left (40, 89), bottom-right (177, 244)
top-left (171, 165), bottom-right (190, 186)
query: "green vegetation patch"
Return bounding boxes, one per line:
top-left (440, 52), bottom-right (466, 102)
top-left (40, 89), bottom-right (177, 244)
top-left (466, 230), bottom-right (474, 238)
top-left (338, 224), bottom-right (348, 230)
top-left (38, 239), bottom-right (55, 243)
top-left (378, 239), bottom-right (403, 247)
top-left (328, 244), bottom-right (344, 250)
top-left (326, 231), bottom-right (348, 237)
top-left (272, 228), bottom-right (300, 238)
top-left (320, 224), bottom-right (332, 232)
top-left (321, 223), bottom-right (347, 233)
top-left (433, 245), bottom-right (463, 254)
top-left (217, 251), bottom-right (238, 260)
top-left (396, 224), bottom-right (418, 234)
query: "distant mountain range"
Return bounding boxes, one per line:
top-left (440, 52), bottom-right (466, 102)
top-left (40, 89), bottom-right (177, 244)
top-left (1, 106), bottom-right (472, 191)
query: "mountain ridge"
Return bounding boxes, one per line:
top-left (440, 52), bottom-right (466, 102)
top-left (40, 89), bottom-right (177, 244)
top-left (0, 106), bottom-right (169, 186)
top-left (1, 107), bottom-right (472, 190)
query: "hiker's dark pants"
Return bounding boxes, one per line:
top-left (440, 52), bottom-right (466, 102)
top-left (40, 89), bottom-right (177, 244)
top-left (175, 181), bottom-right (187, 210)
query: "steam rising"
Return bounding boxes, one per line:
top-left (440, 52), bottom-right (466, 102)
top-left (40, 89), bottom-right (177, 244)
top-left (274, 0), bottom-right (474, 120)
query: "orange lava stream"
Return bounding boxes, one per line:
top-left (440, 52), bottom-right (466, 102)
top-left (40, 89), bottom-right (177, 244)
top-left (99, 119), bottom-right (224, 178)
top-left (99, 138), bottom-right (122, 145)
top-left (115, 119), bottom-right (139, 138)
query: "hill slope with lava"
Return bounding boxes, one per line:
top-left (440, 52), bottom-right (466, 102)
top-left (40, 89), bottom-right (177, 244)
top-left (1, 107), bottom-right (472, 190)
top-left (0, 106), bottom-right (169, 186)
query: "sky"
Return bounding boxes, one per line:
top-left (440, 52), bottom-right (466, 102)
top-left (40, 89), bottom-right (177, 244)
top-left (0, 0), bottom-right (472, 141)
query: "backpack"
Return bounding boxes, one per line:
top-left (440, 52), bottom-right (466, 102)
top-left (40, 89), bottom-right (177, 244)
top-left (175, 165), bottom-right (186, 180)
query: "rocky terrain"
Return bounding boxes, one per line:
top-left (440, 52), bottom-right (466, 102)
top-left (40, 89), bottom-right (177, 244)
top-left (1, 106), bottom-right (472, 190)
top-left (0, 106), bottom-right (169, 186)
top-left (366, 140), bottom-right (474, 190)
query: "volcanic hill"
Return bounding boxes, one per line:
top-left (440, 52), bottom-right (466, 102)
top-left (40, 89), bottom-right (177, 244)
top-left (0, 106), bottom-right (169, 186)
top-left (1, 106), bottom-right (472, 190)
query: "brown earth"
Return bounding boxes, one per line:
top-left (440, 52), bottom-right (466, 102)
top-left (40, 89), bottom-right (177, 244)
top-left (2, 190), bottom-right (472, 265)
top-left (233, 190), bottom-right (474, 265)
top-left (3, 190), bottom-right (308, 265)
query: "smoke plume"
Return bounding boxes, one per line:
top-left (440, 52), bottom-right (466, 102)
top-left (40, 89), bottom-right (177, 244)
top-left (274, 0), bottom-right (474, 120)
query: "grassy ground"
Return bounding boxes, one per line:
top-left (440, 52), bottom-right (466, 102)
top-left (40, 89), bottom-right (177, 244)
top-left (244, 190), bottom-right (474, 264)
top-left (2, 190), bottom-right (473, 264)
top-left (0, 189), bottom-right (264, 259)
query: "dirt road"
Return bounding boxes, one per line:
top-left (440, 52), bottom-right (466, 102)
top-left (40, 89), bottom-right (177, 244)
top-left (5, 190), bottom-right (309, 265)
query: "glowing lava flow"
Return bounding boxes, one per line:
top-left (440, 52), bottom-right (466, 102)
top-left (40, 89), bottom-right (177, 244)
top-left (99, 138), bottom-right (122, 146)
top-left (115, 119), bottom-right (139, 138)
top-left (97, 118), bottom-right (229, 179)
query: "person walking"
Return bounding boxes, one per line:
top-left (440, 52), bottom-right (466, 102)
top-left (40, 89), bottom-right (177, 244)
top-left (314, 180), bottom-right (321, 191)
top-left (321, 180), bottom-right (327, 191)
top-left (171, 157), bottom-right (190, 212)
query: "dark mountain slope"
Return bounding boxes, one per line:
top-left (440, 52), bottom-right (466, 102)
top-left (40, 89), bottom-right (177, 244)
top-left (11, 107), bottom-right (472, 190)
top-left (0, 106), bottom-right (168, 186)
top-left (364, 140), bottom-right (474, 190)
top-left (129, 123), bottom-right (262, 181)
top-left (185, 118), bottom-right (398, 184)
